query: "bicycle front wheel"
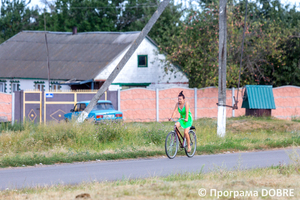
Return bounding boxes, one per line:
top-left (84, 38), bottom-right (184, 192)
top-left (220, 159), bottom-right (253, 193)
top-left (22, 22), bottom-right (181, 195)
top-left (165, 131), bottom-right (178, 159)
top-left (185, 130), bottom-right (197, 158)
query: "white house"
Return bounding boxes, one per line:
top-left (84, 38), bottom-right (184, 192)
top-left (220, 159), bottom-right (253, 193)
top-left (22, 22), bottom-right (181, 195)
top-left (0, 30), bottom-right (188, 93)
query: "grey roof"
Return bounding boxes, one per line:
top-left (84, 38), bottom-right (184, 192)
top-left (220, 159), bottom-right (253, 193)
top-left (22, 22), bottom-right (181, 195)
top-left (0, 31), bottom-right (140, 80)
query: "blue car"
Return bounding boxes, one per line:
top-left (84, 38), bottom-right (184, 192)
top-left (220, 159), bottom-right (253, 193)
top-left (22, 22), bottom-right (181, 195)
top-left (64, 100), bottom-right (123, 122)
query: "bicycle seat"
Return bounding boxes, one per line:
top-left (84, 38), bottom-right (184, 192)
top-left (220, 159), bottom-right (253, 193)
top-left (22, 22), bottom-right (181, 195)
top-left (190, 126), bottom-right (196, 130)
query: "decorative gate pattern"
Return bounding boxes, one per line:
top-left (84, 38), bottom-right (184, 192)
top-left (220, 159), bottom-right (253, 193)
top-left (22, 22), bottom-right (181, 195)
top-left (44, 91), bottom-right (106, 123)
top-left (14, 90), bottom-right (118, 123)
top-left (23, 91), bottom-right (42, 123)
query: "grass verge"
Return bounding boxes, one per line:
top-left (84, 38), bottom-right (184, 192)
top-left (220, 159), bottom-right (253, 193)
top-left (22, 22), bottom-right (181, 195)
top-left (1, 116), bottom-right (300, 168)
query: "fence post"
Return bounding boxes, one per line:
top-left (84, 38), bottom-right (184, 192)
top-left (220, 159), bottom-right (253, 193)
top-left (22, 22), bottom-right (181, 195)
top-left (12, 92), bottom-right (15, 125)
top-left (156, 88), bottom-right (159, 122)
top-left (232, 87), bottom-right (235, 117)
top-left (118, 89), bottom-right (121, 111)
top-left (194, 88), bottom-right (197, 120)
top-left (23, 90), bottom-right (25, 124)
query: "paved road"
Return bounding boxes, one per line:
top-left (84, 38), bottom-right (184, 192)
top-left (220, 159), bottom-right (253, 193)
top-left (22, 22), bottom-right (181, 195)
top-left (1, 148), bottom-right (299, 190)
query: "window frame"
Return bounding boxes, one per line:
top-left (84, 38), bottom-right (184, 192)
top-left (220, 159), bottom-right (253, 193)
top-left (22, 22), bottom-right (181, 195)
top-left (52, 84), bottom-right (60, 91)
top-left (12, 83), bottom-right (19, 92)
top-left (79, 103), bottom-right (86, 111)
top-left (0, 82), bottom-right (4, 93)
top-left (73, 104), bottom-right (78, 112)
top-left (93, 103), bottom-right (114, 110)
top-left (35, 84), bottom-right (44, 91)
top-left (137, 55), bottom-right (148, 68)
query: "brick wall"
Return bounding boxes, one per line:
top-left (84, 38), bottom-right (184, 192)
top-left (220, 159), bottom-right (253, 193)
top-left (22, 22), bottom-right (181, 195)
top-left (159, 88), bottom-right (195, 121)
top-left (3, 86), bottom-right (300, 122)
top-left (120, 87), bottom-right (244, 121)
top-left (0, 93), bottom-right (12, 121)
top-left (196, 87), bottom-right (244, 118)
top-left (273, 86), bottom-right (300, 119)
top-left (120, 89), bottom-right (156, 122)
top-left (120, 86), bottom-right (300, 122)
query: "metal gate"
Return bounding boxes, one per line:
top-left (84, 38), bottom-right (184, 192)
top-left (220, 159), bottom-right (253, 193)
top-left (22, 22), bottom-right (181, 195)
top-left (23, 91), bottom-right (42, 123)
top-left (43, 90), bottom-right (105, 123)
top-left (15, 90), bottom-right (118, 123)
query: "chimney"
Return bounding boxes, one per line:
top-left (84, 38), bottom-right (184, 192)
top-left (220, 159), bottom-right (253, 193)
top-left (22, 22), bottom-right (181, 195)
top-left (72, 27), bottom-right (77, 35)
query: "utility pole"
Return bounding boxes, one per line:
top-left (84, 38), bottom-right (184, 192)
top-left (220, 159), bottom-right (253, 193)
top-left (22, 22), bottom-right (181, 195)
top-left (217, 0), bottom-right (227, 137)
top-left (77, 0), bottom-right (171, 123)
top-left (44, 3), bottom-right (50, 90)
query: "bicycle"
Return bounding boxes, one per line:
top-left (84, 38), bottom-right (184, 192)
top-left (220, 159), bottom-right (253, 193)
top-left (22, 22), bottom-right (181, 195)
top-left (165, 118), bottom-right (197, 159)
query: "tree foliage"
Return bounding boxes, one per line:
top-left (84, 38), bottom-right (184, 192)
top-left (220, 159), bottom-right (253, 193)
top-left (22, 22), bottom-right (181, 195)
top-left (158, 0), bottom-right (300, 88)
top-left (0, 0), bottom-right (38, 43)
top-left (32, 0), bottom-right (183, 47)
top-left (37, 0), bottom-right (119, 32)
top-left (0, 0), bottom-right (300, 87)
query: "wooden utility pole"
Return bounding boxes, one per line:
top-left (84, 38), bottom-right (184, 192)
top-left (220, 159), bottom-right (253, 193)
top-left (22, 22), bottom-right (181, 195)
top-left (217, 0), bottom-right (227, 137)
top-left (77, 0), bottom-right (171, 122)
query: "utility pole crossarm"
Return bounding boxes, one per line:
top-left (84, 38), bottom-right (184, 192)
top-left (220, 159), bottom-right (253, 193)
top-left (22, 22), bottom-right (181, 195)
top-left (77, 0), bottom-right (171, 122)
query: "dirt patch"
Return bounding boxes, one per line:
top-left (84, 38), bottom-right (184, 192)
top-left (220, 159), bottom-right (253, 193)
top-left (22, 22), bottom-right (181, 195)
top-left (227, 119), bottom-right (300, 133)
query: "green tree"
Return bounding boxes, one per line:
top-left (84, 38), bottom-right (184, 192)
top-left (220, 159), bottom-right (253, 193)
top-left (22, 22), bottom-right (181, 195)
top-left (0, 0), bottom-right (39, 43)
top-left (112, 0), bottom-right (184, 46)
top-left (36, 0), bottom-right (119, 32)
top-left (252, 0), bottom-right (300, 85)
top-left (159, 2), bottom-right (292, 88)
top-left (34, 0), bottom-right (183, 47)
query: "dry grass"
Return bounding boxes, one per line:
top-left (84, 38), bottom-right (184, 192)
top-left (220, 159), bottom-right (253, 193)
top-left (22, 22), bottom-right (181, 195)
top-left (1, 116), bottom-right (300, 167)
top-left (1, 164), bottom-right (300, 200)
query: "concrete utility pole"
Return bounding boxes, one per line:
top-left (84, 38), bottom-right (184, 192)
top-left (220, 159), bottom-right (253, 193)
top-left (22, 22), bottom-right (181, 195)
top-left (77, 0), bottom-right (171, 123)
top-left (44, 4), bottom-right (50, 91)
top-left (217, 0), bottom-right (227, 137)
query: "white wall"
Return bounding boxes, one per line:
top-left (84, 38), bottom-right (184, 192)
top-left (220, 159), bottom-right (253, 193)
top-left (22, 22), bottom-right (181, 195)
top-left (1, 38), bottom-right (188, 93)
top-left (0, 79), bottom-right (70, 93)
top-left (94, 38), bottom-right (189, 90)
top-left (0, 79), bottom-right (8, 93)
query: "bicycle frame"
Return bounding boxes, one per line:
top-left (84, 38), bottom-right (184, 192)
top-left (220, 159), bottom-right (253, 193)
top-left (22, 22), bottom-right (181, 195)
top-left (171, 118), bottom-right (186, 149)
top-left (174, 125), bottom-right (185, 148)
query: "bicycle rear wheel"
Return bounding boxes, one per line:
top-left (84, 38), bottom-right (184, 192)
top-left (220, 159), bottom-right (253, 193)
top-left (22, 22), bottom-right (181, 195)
top-left (184, 130), bottom-right (197, 158)
top-left (165, 131), bottom-right (178, 159)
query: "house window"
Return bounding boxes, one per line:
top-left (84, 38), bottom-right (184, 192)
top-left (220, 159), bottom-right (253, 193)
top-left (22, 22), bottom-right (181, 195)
top-left (138, 55), bottom-right (148, 67)
top-left (0, 83), bottom-right (4, 93)
top-left (52, 84), bottom-right (60, 91)
top-left (12, 83), bottom-right (19, 92)
top-left (35, 84), bottom-right (44, 91)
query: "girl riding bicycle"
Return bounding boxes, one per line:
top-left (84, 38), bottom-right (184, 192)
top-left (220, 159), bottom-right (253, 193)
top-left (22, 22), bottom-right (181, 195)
top-left (169, 91), bottom-right (193, 152)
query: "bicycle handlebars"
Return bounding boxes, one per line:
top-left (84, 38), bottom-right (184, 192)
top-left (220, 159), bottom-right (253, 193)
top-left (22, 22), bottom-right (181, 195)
top-left (170, 118), bottom-right (184, 122)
